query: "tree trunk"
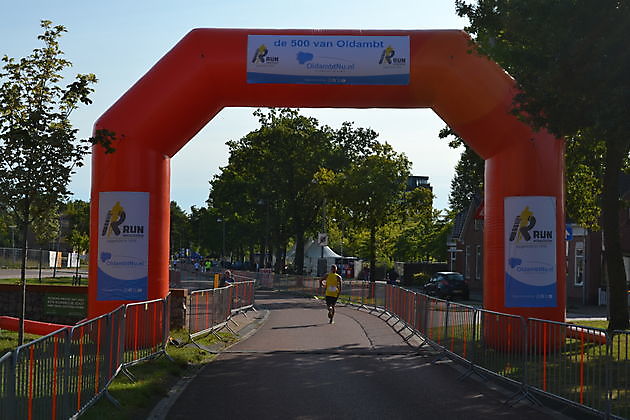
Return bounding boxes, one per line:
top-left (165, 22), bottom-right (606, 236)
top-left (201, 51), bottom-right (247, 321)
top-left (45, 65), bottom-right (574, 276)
top-left (274, 243), bottom-right (284, 274)
top-left (18, 203), bottom-right (30, 346)
top-left (259, 238), bottom-right (265, 268)
top-left (249, 243), bottom-right (256, 268)
top-left (602, 142), bottom-right (629, 330)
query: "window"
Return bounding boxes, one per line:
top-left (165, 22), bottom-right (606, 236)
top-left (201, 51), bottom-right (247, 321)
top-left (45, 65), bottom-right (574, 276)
top-left (475, 245), bottom-right (482, 280)
top-left (574, 242), bottom-right (584, 286)
top-left (465, 246), bottom-right (471, 280)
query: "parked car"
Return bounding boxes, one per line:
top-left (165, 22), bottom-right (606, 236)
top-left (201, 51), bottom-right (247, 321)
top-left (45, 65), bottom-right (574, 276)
top-left (421, 272), bottom-right (470, 300)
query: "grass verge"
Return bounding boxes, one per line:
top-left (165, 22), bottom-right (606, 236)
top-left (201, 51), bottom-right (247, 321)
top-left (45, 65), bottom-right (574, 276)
top-left (0, 329), bottom-right (40, 357)
top-left (80, 328), bottom-right (237, 420)
top-left (0, 276), bottom-right (86, 286)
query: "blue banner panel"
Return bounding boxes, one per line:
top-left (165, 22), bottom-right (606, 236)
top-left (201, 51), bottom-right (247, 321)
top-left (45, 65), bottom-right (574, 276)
top-left (97, 192), bottom-right (149, 301)
top-left (504, 196), bottom-right (557, 308)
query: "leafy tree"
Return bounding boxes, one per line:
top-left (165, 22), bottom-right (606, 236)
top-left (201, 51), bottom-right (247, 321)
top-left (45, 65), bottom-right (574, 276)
top-left (0, 209), bottom-right (14, 247)
top-left (30, 205), bottom-right (60, 247)
top-left (456, 0), bottom-right (630, 329)
top-left (211, 109), bottom-right (335, 273)
top-left (438, 126), bottom-right (484, 214)
top-left (63, 199), bottom-right (90, 237)
top-left (68, 229), bottom-right (89, 253)
top-left (170, 201), bottom-right (191, 255)
top-left (210, 133), bottom-right (278, 265)
top-left (0, 21), bottom-right (115, 344)
top-left (394, 187), bottom-right (448, 263)
top-left (333, 142), bottom-right (410, 277)
top-left (209, 144), bottom-right (272, 264)
top-left (255, 109), bottom-right (335, 273)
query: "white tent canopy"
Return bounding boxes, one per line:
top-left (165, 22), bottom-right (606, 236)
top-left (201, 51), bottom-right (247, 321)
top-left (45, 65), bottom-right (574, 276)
top-left (286, 239), bottom-right (342, 275)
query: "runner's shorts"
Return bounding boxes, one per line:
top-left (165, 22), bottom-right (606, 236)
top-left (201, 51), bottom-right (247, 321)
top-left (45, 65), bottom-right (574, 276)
top-left (325, 296), bottom-right (338, 306)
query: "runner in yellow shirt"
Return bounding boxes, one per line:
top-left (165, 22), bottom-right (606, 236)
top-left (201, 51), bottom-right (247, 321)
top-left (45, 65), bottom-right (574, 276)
top-left (321, 264), bottom-right (343, 324)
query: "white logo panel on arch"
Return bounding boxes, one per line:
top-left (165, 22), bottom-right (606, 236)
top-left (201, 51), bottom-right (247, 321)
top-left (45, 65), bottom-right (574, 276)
top-left (504, 196), bottom-right (557, 308)
top-left (247, 35), bottom-right (410, 85)
top-left (97, 191), bottom-right (149, 301)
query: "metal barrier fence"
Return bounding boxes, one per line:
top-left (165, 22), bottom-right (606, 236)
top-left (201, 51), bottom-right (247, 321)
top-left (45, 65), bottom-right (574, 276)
top-left (230, 281), bottom-right (255, 315)
top-left (0, 352), bottom-right (13, 420)
top-left (187, 280), bottom-right (257, 342)
top-left (376, 284), bottom-right (630, 420)
top-left (0, 247), bottom-right (84, 271)
top-left (0, 295), bottom-right (170, 419)
top-left (189, 287), bottom-right (233, 339)
top-left (122, 298), bottom-right (171, 366)
top-left (0, 248), bottom-right (45, 269)
top-left (267, 275), bottom-right (629, 419)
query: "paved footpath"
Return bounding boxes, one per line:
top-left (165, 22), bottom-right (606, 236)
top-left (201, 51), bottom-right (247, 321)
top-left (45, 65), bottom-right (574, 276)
top-left (166, 291), bottom-right (560, 420)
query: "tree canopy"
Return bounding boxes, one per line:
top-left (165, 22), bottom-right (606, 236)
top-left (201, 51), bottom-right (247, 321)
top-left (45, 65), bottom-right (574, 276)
top-left (0, 20), bottom-right (114, 343)
top-left (192, 109), bottom-right (438, 277)
top-left (456, 0), bottom-right (630, 329)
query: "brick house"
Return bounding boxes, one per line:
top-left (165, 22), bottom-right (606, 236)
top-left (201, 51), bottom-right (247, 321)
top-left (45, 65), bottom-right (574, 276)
top-left (448, 174), bottom-right (630, 305)
top-left (447, 197), bottom-right (484, 296)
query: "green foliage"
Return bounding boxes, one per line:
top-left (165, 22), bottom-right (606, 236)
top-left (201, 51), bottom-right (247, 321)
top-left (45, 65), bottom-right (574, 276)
top-left (29, 205), bottom-right (60, 246)
top-left (209, 108), bottom-right (336, 270)
top-left (63, 199), bottom-right (90, 236)
top-left (68, 229), bottom-right (89, 253)
top-left (330, 140), bottom-right (410, 271)
top-left (170, 201), bottom-right (192, 253)
top-left (204, 109), bottom-right (444, 272)
top-left (438, 125), bottom-right (484, 214)
top-left (457, 0), bottom-right (630, 329)
top-left (457, 1), bottom-right (630, 144)
top-left (0, 20), bottom-right (115, 344)
top-left (565, 132), bottom-right (604, 230)
top-left (412, 272), bottom-right (430, 286)
top-left (0, 21), bottom-right (115, 226)
top-left (393, 187), bottom-right (449, 263)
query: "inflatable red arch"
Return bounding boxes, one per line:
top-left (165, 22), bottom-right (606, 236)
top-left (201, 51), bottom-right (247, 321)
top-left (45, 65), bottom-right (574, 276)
top-left (89, 29), bottom-right (565, 324)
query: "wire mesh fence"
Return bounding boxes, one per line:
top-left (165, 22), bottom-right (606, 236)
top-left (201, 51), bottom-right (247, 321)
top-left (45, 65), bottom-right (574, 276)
top-left (0, 247), bottom-right (84, 271)
top-left (188, 287), bottom-right (233, 339)
top-left (1, 295), bottom-right (170, 419)
top-left (187, 278), bottom-right (257, 341)
top-left (610, 330), bottom-right (630, 418)
top-left (376, 284), bottom-right (630, 419)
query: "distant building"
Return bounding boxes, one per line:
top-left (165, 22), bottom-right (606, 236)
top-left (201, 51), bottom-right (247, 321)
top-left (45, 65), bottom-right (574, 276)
top-left (447, 174), bottom-right (630, 305)
top-left (447, 196), bottom-right (484, 295)
top-left (407, 175), bottom-right (432, 192)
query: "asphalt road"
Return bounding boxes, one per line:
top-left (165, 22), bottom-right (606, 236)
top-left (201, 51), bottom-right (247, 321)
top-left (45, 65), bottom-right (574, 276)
top-left (167, 291), bottom-right (557, 420)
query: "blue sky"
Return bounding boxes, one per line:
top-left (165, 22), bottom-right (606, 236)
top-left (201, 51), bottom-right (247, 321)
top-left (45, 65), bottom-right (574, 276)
top-left (1, 1), bottom-right (468, 211)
